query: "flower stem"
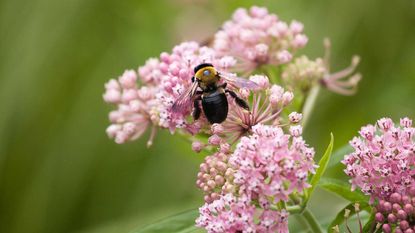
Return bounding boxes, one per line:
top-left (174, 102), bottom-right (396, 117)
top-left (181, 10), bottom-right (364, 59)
top-left (301, 85), bottom-right (321, 129)
top-left (302, 208), bottom-right (324, 233)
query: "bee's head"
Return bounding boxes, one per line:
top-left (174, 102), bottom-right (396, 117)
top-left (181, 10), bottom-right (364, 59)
top-left (193, 63), bottom-right (218, 84)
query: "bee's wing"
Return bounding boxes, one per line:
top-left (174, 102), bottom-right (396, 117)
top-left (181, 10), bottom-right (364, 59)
top-left (171, 81), bottom-right (199, 113)
top-left (219, 72), bottom-right (260, 90)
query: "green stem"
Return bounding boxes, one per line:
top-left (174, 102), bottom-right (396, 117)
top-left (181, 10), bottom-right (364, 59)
top-left (301, 85), bottom-right (321, 129)
top-left (286, 205), bottom-right (303, 214)
top-left (302, 208), bottom-right (324, 233)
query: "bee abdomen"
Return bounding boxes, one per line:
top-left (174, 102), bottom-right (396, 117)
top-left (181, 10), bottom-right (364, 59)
top-left (202, 92), bottom-right (228, 124)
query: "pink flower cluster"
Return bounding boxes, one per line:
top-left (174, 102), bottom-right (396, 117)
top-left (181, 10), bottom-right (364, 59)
top-left (196, 124), bottom-right (314, 233)
top-left (103, 70), bottom-right (157, 145)
top-left (103, 42), bottom-right (236, 144)
top-left (214, 6), bottom-right (307, 74)
top-left (342, 117), bottom-right (415, 201)
top-left (230, 124), bottom-right (316, 204)
top-left (196, 193), bottom-right (289, 233)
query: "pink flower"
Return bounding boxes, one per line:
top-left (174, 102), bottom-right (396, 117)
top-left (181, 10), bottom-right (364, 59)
top-left (342, 117), bottom-right (415, 202)
top-left (103, 70), bottom-right (157, 146)
top-left (288, 112), bottom-right (303, 123)
top-left (249, 74), bottom-right (270, 89)
top-left (320, 39), bottom-right (361, 95)
top-left (229, 124), bottom-right (316, 204)
top-left (196, 193), bottom-right (289, 233)
top-left (214, 6), bottom-right (307, 74)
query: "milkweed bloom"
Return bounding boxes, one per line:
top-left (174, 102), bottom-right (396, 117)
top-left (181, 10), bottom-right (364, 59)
top-left (103, 70), bottom-right (158, 145)
top-left (343, 117), bottom-right (415, 201)
top-left (214, 6), bottom-right (307, 74)
top-left (343, 118), bottom-right (415, 231)
top-left (230, 124), bottom-right (316, 203)
top-left (196, 124), bottom-right (315, 233)
top-left (196, 193), bottom-right (289, 233)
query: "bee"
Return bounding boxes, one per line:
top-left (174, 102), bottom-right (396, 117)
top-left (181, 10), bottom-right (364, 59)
top-left (172, 63), bottom-right (259, 124)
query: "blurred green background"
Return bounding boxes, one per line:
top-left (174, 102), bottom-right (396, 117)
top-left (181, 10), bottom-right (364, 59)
top-left (0, 0), bottom-right (414, 232)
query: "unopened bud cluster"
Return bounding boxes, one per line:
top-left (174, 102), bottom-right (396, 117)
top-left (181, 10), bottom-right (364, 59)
top-left (282, 55), bottom-right (325, 90)
top-left (196, 152), bottom-right (235, 203)
top-left (375, 191), bottom-right (415, 233)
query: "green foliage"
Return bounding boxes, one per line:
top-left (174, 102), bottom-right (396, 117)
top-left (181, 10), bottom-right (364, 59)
top-left (319, 178), bottom-right (368, 203)
top-left (325, 144), bottom-right (354, 181)
top-left (305, 133), bottom-right (334, 203)
top-left (131, 210), bottom-right (202, 233)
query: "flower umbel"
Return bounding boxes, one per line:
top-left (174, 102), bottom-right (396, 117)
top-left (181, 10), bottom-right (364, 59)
top-left (214, 6), bottom-right (307, 74)
top-left (230, 124), bottom-right (316, 203)
top-left (343, 117), bottom-right (415, 201)
top-left (103, 70), bottom-right (157, 145)
top-left (196, 193), bottom-right (289, 233)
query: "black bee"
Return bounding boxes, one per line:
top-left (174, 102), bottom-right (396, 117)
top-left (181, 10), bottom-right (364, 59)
top-left (172, 63), bottom-right (258, 124)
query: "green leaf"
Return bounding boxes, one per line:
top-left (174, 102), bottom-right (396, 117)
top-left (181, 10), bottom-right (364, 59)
top-left (306, 133), bottom-right (334, 201)
top-left (319, 178), bottom-right (369, 203)
top-left (362, 210), bottom-right (376, 233)
top-left (131, 209), bottom-right (201, 233)
top-left (325, 144), bottom-right (354, 181)
top-left (327, 202), bottom-right (370, 233)
top-left (327, 144), bottom-right (353, 169)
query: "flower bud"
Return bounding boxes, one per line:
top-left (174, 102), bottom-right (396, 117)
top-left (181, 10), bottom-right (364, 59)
top-left (375, 212), bottom-right (384, 222)
top-left (277, 50), bottom-right (292, 64)
top-left (400, 220), bottom-right (410, 230)
top-left (192, 141), bottom-right (204, 153)
top-left (282, 91), bottom-right (294, 106)
top-left (398, 209), bottom-right (408, 220)
top-left (239, 88), bottom-right (250, 99)
top-left (249, 74), bottom-right (270, 89)
top-left (119, 70), bottom-right (137, 89)
top-left (211, 124), bottom-right (224, 135)
top-left (208, 134), bottom-right (222, 146)
top-left (387, 213), bottom-right (397, 223)
top-left (382, 224), bottom-right (391, 233)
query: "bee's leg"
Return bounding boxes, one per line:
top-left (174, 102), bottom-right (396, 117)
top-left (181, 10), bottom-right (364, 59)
top-left (218, 82), bottom-right (227, 89)
top-left (193, 95), bottom-right (202, 120)
top-left (226, 90), bottom-right (249, 110)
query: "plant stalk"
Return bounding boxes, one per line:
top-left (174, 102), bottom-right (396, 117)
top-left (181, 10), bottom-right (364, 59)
top-left (302, 208), bottom-right (324, 233)
top-left (301, 85), bottom-right (321, 129)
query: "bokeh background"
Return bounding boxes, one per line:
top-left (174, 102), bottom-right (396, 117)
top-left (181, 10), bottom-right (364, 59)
top-left (1, 0), bottom-right (414, 232)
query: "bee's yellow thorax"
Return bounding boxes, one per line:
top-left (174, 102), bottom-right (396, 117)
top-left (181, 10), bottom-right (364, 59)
top-left (195, 66), bottom-right (219, 85)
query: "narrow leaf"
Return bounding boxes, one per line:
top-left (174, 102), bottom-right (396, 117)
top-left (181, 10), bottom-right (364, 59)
top-left (325, 144), bottom-right (354, 181)
top-left (306, 133), bottom-right (334, 201)
top-left (319, 177), bottom-right (369, 203)
top-left (362, 210), bottom-right (376, 233)
top-left (327, 144), bottom-right (353, 169)
top-left (131, 209), bottom-right (200, 233)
